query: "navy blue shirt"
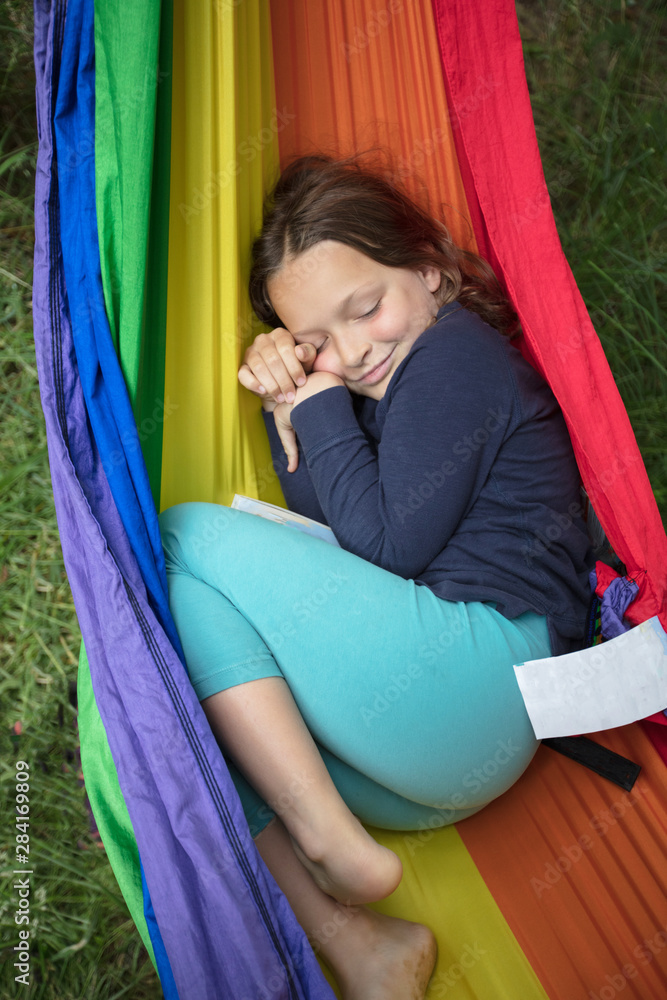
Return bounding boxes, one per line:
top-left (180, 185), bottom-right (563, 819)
top-left (262, 302), bottom-right (593, 655)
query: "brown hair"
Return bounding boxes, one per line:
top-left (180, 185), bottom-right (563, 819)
top-left (249, 153), bottom-right (519, 338)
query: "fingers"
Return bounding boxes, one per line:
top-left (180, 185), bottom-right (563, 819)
top-left (238, 363), bottom-right (267, 397)
top-left (241, 329), bottom-right (311, 403)
top-left (294, 342), bottom-right (317, 374)
top-left (274, 413), bottom-right (299, 473)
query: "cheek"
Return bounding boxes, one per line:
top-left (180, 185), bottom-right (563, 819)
top-left (374, 310), bottom-right (406, 342)
top-left (312, 354), bottom-right (343, 375)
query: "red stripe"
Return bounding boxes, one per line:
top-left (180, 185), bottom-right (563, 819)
top-left (430, 0), bottom-right (667, 634)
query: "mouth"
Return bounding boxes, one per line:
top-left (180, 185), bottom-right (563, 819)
top-left (354, 348), bottom-right (396, 385)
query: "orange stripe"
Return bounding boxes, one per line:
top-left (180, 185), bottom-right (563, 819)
top-left (269, 0), bottom-right (476, 252)
top-left (458, 724), bottom-right (667, 998)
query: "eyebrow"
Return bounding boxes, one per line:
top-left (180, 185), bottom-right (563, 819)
top-left (292, 283), bottom-right (378, 338)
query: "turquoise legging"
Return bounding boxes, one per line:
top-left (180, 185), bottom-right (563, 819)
top-left (158, 503), bottom-right (550, 837)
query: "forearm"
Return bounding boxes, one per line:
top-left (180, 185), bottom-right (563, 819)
top-left (262, 409), bottom-right (328, 523)
top-left (290, 388), bottom-right (437, 576)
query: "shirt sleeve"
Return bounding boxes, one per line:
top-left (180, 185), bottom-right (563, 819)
top-left (261, 409), bottom-right (328, 524)
top-left (290, 329), bottom-right (517, 578)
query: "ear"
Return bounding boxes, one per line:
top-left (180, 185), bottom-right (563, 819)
top-left (419, 264), bottom-right (442, 293)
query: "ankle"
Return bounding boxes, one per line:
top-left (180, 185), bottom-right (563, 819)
top-left (283, 800), bottom-right (358, 864)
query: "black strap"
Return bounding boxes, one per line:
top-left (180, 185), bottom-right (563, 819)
top-left (543, 735), bottom-right (641, 791)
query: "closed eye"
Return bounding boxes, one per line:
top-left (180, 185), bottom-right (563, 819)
top-left (360, 301), bottom-right (381, 320)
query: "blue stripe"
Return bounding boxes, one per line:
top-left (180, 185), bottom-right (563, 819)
top-left (53, 0), bottom-right (182, 658)
top-left (140, 856), bottom-right (180, 1000)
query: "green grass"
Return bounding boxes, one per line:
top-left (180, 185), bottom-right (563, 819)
top-left (1, 1), bottom-right (665, 997)
top-left (1, 2), bottom-right (161, 996)
top-left (517, 0), bottom-right (667, 515)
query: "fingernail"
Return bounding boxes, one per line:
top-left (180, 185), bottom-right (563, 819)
top-left (276, 393), bottom-right (285, 403)
top-left (296, 377), bottom-right (306, 387)
top-left (286, 391), bottom-right (295, 403)
top-left (257, 385), bottom-right (266, 394)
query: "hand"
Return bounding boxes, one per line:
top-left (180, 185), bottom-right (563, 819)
top-left (271, 372), bottom-right (346, 473)
top-left (238, 328), bottom-right (318, 404)
top-left (273, 401), bottom-right (299, 473)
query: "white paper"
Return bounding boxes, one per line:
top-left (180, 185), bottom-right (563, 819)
top-left (231, 494), bottom-right (340, 546)
top-left (513, 616), bottom-right (667, 739)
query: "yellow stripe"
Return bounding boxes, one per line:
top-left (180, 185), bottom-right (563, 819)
top-left (318, 823), bottom-right (550, 998)
top-left (367, 824), bottom-right (550, 1000)
top-left (162, 0), bottom-right (284, 510)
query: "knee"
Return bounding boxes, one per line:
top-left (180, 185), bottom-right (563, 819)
top-left (159, 502), bottom-right (237, 567)
top-left (157, 503), bottom-right (179, 539)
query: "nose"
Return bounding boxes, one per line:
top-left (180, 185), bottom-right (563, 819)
top-left (334, 329), bottom-right (371, 370)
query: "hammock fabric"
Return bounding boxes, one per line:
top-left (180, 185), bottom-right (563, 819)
top-left (33, 1), bottom-right (667, 998)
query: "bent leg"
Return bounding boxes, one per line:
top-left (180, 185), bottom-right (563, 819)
top-left (224, 731), bottom-right (485, 841)
top-left (200, 675), bottom-right (403, 905)
top-left (159, 502), bottom-right (549, 832)
top-left (254, 817), bottom-right (437, 1000)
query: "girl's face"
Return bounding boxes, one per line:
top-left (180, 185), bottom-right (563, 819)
top-left (267, 241), bottom-right (441, 400)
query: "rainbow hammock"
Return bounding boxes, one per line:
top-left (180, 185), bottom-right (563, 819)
top-left (33, 1), bottom-right (667, 997)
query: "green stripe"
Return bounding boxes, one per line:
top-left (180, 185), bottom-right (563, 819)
top-left (77, 641), bottom-right (157, 967)
top-left (94, 0), bottom-right (172, 506)
top-left (140, 0), bottom-right (173, 506)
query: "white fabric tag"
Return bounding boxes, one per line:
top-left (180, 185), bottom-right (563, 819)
top-left (513, 616), bottom-right (667, 739)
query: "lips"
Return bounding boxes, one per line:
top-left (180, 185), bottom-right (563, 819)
top-left (355, 347), bottom-right (396, 385)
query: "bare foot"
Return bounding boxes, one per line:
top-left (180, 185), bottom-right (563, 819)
top-left (289, 813), bottom-right (403, 905)
top-left (336, 911), bottom-right (438, 1000)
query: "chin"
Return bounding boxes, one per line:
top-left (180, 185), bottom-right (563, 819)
top-left (347, 379), bottom-right (387, 401)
